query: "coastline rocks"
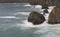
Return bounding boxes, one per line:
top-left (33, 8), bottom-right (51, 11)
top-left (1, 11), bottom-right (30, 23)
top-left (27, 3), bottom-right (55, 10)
top-left (48, 6), bottom-right (60, 24)
top-left (28, 11), bottom-right (45, 25)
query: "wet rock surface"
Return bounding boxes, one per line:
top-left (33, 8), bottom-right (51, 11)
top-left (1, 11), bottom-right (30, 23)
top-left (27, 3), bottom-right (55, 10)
top-left (43, 9), bottom-right (49, 15)
top-left (28, 11), bottom-right (45, 25)
top-left (48, 6), bottom-right (60, 24)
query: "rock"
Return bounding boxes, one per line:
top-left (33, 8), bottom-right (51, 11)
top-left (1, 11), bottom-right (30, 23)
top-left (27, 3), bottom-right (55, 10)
top-left (42, 5), bottom-right (48, 9)
top-left (28, 11), bottom-right (45, 25)
top-left (43, 9), bottom-right (49, 15)
top-left (48, 6), bottom-right (60, 24)
top-left (41, 0), bottom-right (49, 9)
top-left (44, 9), bottom-right (49, 13)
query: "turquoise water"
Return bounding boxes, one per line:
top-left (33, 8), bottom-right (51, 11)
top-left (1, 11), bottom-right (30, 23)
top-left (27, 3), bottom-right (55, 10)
top-left (0, 3), bottom-right (60, 37)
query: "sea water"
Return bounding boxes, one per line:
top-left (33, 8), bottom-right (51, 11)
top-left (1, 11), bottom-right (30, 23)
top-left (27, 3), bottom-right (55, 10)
top-left (0, 3), bottom-right (60, 37)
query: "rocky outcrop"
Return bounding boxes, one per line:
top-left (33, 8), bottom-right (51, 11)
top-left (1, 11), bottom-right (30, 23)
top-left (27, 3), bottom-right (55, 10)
top-left (48, 6), bottom-right (60, 24)
top-left (28, 11), bottom-right (45, 25)
top-left (0, 0), bottom-right (59, 6)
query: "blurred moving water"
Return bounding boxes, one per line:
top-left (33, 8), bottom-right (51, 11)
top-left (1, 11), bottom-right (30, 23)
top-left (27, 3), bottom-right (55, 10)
top-left (0, 3), bottom-right (60, 37)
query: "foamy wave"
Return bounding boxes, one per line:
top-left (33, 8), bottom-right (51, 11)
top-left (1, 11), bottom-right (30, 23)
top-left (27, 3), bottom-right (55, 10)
top-left (14, 12), bottom-right (30, 15)
top-left (0, 16), bottom-right (16, 18)
top-left (25, 5), bottom-right (42, 8)
top-left (17, 20), bottom-right (50, 28)
top-left (24, 4), bottom-right (31, 6)
top-left (17, 20), bottom-right (35, 27)
top-left (48, 6), bottom-right (56, 12)
top-left (34, 5), bottom-right (42, 8)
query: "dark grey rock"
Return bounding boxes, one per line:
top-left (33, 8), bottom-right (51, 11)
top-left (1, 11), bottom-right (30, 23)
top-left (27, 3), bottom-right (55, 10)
top-left (43, 9), bottom-right (49, 15)
top-left (42, 5), bottom-right (48, 9)
top-left (48, 6), bottom-right (60, 24)
top-left (28, 11), bottom-right (45, 25)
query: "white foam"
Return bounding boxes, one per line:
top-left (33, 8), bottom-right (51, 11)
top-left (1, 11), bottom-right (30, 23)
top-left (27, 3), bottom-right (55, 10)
top-left (14, 12), bottom-right (30, 15)
top-left (0, 16), bottom-right (15, 18)
top-left (18, 20), bottom-right (49, 28)
top-left (35, 5), bottom-right (42, 8)
top-left (48, 6), bottom-right (56, 12)
top-left (20, 20), bottom-right (35, 27)
top-left (24, 4), bottom-right (42, 8)
top-left (24, 4), bottom-right (31, 6)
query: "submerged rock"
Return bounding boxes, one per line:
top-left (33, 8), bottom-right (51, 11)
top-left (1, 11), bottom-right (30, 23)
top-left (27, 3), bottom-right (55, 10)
top-left (43, 9), bottom-right (49, 15)
top-left (48, 6), bottom-right (60, 24)
top-left (28, 11), bottom-right (45, 25)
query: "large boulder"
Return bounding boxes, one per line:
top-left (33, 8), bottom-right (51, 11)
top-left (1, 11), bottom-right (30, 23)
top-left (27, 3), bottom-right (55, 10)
top-left (28, 11), bottom-right (45, 25)
top-left (48, 6), bottom-right (60, 24)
